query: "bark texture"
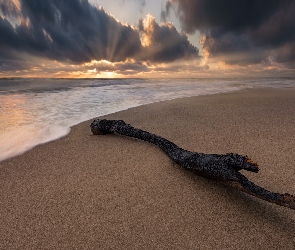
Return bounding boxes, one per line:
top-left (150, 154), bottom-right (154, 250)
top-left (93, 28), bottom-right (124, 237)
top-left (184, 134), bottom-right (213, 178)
top-left (91, 119), bottom-right (295, 210)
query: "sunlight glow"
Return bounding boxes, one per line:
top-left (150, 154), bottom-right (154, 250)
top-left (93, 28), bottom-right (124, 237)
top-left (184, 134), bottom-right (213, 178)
top-left (200, 35), bottom-right (210, 66)
top-left (43, 29), bottom-right (53, 43)
top-left (141, 14), bottom-right (155, 47)
top-left (96, 71), bottom-right (119, 78)
top-left (84, 60), bottom-right (114, 67)
top-left (87, 68), bottom-right (97, 73)
top-left (12, 0), bottom-right (21, 11)
top-left (0, 95), bottom-right (30, 129)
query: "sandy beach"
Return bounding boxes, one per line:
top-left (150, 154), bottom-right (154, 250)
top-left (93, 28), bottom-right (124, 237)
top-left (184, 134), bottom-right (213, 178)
top-left (1, 88), bottom-right (295, 249)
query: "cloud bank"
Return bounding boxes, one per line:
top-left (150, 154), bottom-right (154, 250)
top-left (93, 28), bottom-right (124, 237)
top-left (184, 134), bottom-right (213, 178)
top-left (1, 0), bottom-right (294, 77)
top-left (138, 15), bottom-right (198, 62)
top-left (163, 0), bottom-right (295, 67)
top-left (0, 0), bottom-right (198, 73)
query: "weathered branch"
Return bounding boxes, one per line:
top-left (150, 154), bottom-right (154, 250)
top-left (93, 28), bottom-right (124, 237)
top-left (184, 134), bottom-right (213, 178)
top-left (90, 119), bottom-right (295, 210)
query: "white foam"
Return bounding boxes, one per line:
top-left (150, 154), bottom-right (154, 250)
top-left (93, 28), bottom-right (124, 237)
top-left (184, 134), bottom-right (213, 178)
top-left (1, 77), bottom-right (294, 162)
top-left (0, 124), bottom-right (70, 162)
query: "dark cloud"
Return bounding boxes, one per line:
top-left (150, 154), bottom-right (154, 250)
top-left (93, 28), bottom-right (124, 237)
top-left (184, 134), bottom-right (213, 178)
top-left (15, 0), bottom-right (141, 62)
top-left (272, 42), bottom-right (295, 66)
top-left (164, 0), bottom-right (290, 34)
top-left (160, 1), bottom-right (172, 22)
top-left (0, 0), bottom-right (198, 72)
top-left (138, 15), bottom-right (199, 62)
top-left (164, 0), bottom-right (295, 65)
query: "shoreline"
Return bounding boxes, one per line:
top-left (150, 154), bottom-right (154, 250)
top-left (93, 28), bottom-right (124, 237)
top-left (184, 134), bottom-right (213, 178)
top-left (1, 88), bottom-right (295, 249)
top-left (0, 86), bottom-right (243, 164)
top-left (1, 89), bottom-right (243, 164)
top-left (1, 83), bottom-right (294, 164)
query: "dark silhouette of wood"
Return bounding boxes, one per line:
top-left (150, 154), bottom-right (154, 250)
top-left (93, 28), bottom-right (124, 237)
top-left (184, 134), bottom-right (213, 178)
top-left (90, 119), bottom-right (295, 210)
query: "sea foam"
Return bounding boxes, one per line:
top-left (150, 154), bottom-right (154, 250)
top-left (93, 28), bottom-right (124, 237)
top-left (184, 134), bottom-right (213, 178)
top-left (0, 77), bottom-right (294, 162)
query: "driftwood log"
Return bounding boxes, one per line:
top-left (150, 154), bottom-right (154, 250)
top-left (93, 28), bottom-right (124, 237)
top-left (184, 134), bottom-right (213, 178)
top-left (90, 119), bottom-right (295, 210)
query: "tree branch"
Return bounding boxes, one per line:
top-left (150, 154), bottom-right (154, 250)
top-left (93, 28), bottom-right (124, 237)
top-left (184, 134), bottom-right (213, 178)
top-left (90, 119), bottom-right (295, 210)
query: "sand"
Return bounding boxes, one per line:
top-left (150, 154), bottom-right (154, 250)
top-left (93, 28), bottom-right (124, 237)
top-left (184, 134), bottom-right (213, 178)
top-left (1, 88), bottom-right (295, 249)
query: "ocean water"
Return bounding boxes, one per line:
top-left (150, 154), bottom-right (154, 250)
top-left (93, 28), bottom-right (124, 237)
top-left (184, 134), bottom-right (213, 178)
top-left (0, 77), bottom-right (295, 162)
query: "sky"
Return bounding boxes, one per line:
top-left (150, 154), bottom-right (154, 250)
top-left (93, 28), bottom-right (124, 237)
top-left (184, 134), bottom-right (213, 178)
top-left (0, 0), bottom-right (295, 78)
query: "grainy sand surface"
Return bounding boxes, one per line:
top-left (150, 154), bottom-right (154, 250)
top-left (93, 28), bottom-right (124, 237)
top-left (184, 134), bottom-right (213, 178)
top-left (1, 88), bottom-right (295, 249)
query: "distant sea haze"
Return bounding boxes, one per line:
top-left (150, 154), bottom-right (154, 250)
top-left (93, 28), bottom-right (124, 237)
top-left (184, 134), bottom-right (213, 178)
top-left (0, 77), bottom-right (295, 162)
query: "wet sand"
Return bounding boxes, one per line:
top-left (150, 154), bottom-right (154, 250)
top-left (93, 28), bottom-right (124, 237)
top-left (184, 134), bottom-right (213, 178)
top-left (1, 88), bottom-right (295, 249)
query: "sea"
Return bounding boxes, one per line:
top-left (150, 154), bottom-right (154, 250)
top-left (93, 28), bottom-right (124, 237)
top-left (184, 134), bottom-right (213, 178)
top-left (1, 77), bottom-right (295, 162)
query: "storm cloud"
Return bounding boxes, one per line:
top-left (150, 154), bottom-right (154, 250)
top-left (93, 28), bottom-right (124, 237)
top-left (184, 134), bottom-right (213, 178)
top-left (163, 0), bottom-right (295, 66)
top-left (0, 0), bottom-right (142, 63)
top-left (138, 15), bottom-right (198, 62)
top-left (0, 0), bottom-right (198, 72)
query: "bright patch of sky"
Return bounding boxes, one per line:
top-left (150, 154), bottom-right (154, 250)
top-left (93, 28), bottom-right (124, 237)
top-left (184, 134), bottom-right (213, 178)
top-left (89, 0), bottom-right (202, 50)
